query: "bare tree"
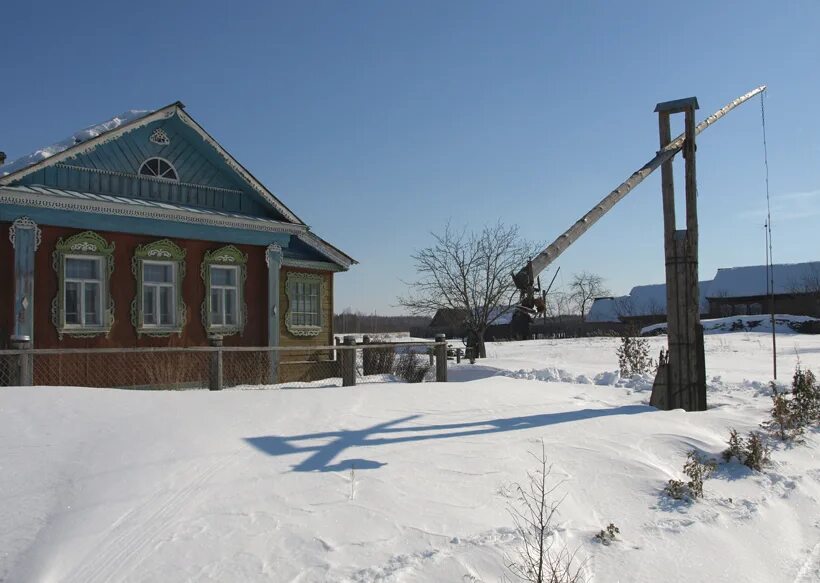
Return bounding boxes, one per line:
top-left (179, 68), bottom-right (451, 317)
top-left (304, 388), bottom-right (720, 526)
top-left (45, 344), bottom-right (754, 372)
top-left (569, 272), bottom-right (610, 319)
top-left (505, 441), bottom-right (584, 583)
top-left (399, 221), bottom-right (535, 358)
top-left (543, 290), bottom-right (575, 323)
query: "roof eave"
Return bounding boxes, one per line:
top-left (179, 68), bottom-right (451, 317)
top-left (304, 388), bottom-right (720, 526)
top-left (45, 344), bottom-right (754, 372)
top-left (0, 102), bottom-right (181, 186)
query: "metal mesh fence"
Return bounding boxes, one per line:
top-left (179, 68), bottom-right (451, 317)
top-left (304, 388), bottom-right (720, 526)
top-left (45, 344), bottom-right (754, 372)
top-left (358, 343), bottom-right (437, 384)
top-left (0, 353), bottom-right (19, 387)
top-left (33, 350), bottom-right (211, 389)
top-left (0, 340), bottom-right (445, 390)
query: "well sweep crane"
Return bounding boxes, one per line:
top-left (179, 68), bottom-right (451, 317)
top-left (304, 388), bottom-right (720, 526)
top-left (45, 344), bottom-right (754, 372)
top-left (509, 85), bottom-right (767, 339)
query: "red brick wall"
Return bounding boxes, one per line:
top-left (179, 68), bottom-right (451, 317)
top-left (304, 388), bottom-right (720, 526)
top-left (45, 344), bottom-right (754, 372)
top-left (0, 223), bottom-right (13, 348)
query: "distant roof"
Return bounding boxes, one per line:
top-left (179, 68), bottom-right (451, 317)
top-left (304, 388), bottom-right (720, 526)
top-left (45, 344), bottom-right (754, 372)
top-left (586, 296), bottom-right (624, 323)
top-left (708, 262), bottom-right (820, 298)
top-left (587, 281), bottom-right (712, 322)
top-left (2, 110), bottom-right (151, 176)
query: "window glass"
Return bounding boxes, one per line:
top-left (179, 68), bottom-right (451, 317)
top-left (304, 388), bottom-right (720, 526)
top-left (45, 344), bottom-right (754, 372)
top-left (144, 263), bottom-right (173, 283)
top-left (65, 282), bottom-right (80, 324)
top-left (211, 267), bottom-right (235, 286)
top-left (66, 257), bottom-right (99, 279)
top-left (290, 280), bottom-right (320, 327)
top-left (64, 257), bottom-right (103, 327)
top-left (141, 261), bottom-right (176, 327)
top-left (209, 266), bottom-right (239, 327)
top-left (139, 157), bottom-right (179, 181)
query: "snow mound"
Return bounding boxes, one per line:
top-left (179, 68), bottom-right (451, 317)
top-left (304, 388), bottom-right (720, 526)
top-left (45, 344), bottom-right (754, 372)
top-left (641, 314), bottom-right (820, 336)
top-left (2, 109), bottom-right (151, 176)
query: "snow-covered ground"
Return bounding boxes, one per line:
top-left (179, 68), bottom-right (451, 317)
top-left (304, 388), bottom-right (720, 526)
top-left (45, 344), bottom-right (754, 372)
top-left (2, 332), bottom-right (819, 582)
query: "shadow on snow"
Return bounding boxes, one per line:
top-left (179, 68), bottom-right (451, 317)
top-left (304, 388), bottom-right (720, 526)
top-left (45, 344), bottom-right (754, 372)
top-left (244, 405), bottom-right (651, 472)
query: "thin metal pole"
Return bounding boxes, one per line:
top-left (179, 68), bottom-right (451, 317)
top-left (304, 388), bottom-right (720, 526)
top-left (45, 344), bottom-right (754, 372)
top-left (761, 92), bottom-right (776, 380)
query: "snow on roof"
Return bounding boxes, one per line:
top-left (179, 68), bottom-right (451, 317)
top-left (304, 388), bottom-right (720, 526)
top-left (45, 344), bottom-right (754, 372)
top-left (586, 296), bottom-right (626, 323)
top-left (587, 281), bottom-right (712, 322)
top-left (2, 109), bottom-right (151, 176)
top-left (708, 262), bottom-right (820, 298)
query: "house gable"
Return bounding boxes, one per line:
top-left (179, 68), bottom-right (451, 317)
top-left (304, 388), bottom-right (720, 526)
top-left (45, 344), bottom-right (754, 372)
top-left (1, 105), bottom-right (301, 223)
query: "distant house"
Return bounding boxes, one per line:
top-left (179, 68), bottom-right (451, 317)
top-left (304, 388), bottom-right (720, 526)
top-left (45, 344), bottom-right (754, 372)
top-left (426, 306), bottom-right (517, 340)
top-left (587, 261), bottom-right (820, 327)
top-left (1, 102), bottom-right (355, 386)
top-left (587, 281), bottom-right (712, 328)
top-left (706, 262), bottom-right (820, 318)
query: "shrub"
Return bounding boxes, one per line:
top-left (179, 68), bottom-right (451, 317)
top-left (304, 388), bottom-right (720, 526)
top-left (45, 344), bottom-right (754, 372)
top-left (593, 523), bottom-right (620, 546)
top-left (792, 366), bottom-right (820, 426)
top-left (663, 450), bottom-right (716, 501)
top-left (368, 344), bottom-right (397, 375)
top-left (722, 429), bottom-right (770, 471)
top-left (721, 429), bottom-right (744, 462)
top-left (394, 351), bottom-right (432, 383)
top-left (761, 365), bottom-right (819, 441)
top-left (743, 433), bottom-right (770, 471)
top-left (616, 334), bottom-right (654, 377)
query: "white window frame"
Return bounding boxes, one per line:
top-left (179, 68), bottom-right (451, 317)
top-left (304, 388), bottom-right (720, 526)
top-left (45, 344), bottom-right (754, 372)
top-left (141, 260), bottom-right (178, 329)
top-left (63, 255), bottom-right (105, 329)
top-left (285, 272), bottom-right (324, 337)
top-left (138, 157), bottom-right (179, 182)
top-left (209, 265), bottom-right (240, 329)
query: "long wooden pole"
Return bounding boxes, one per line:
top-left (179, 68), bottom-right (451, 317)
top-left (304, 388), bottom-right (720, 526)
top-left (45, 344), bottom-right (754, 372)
top-left (513, 85), bottom-right (767, 290)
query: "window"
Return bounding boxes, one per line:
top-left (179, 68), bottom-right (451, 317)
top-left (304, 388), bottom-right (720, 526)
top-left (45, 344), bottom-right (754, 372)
top-left (139, 157), bottom-right (178, 181)
top-left (290, 279), bottom-right (320, 327)
top-left (285, 272), bottom-right (324, 336)
top-left (64, 257), bottom-right (103, 327)
top-left (749, 303), bottom-right (763, 315)
top-left (132, 240), bottom-right (186, 336)
top-left (53, 231), bottom-right (115, 339)
top-left (143, 262), bottom-right (176, 327)
top-left (202, 245), bottom-right (246, 335)
top-left (210, 266), bottom-right (239, 327)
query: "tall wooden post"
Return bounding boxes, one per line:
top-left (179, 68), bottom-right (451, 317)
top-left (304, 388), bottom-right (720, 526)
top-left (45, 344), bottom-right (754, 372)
top-left (650, 97), bottom-right (707, 412)
top-left (341, 336), bottom-right (357, 387)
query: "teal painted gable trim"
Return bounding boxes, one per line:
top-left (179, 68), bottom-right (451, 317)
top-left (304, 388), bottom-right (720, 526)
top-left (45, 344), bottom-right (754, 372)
top-left (0, 204), bottom-right (292, 248)
top-left (13, 115), bottom-right (276, 219)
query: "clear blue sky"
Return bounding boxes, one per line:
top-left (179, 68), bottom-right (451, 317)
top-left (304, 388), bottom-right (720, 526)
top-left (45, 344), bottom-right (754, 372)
top-left (2, 1), bottom-right (818, 315)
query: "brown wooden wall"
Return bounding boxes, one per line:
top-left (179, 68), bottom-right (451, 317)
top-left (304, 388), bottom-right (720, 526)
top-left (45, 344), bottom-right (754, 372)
top-left (9, 224), bottom-right (336, 350)
top-left (279, 266), bottom-right (335, 348)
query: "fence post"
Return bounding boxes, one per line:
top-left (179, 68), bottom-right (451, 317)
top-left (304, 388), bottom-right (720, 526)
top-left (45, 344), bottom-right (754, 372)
top-left (209, 334), bottom-right (223, 391)
top-left (434, 334), bottom-right (448, 382)
top-left (362, 335), bottom-right (372, 375)
top-left (10, 334), bottom-right (32, 386)
top-left (341, 335), bottom-right (357, 387)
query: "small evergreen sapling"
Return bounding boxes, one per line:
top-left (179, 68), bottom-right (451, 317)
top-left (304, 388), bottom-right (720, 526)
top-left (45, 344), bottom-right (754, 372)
top-left (761, 365), bottom-right (819, 441)
top-left (663, 451), bottom-right (716, 501)
top-left (593, 523), bottom-right (620, 546)
top-left (722, 428), bottom-right (771, 471)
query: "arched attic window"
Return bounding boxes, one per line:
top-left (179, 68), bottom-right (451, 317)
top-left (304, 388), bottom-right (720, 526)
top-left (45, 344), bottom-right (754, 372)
top-left (139, 157), bottom-right (179, 181)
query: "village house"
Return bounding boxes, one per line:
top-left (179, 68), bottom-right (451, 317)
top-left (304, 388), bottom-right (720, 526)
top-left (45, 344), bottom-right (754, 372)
top-left (587, 261), bottom-right (820, 327)
top-left (0, 102), bottom-right (355, 386)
